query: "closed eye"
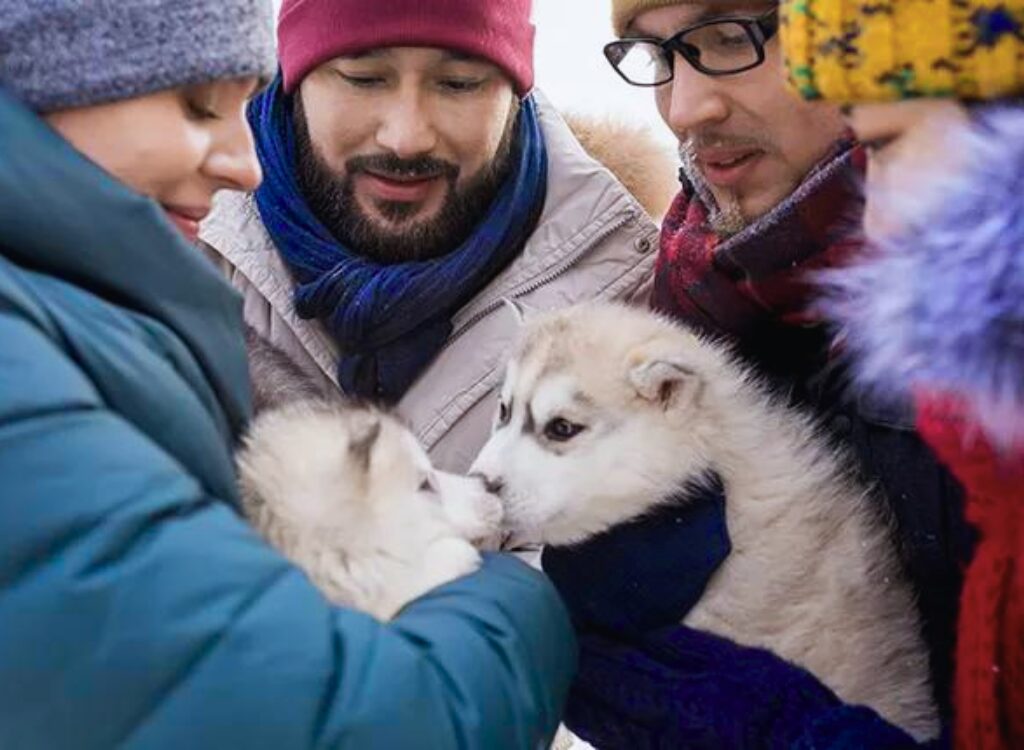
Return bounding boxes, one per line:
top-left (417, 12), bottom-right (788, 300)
top-left (336, 71), bottom-right (387, 89)
top-left (185, 99), bottom-right (219, 121)
top-left (438, 77), bottom-right (485, 93)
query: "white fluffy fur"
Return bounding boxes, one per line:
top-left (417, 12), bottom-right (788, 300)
top-left (238, 401), bottom-right (503, 621)
top-left (471, 301), bottom-right (938, 740)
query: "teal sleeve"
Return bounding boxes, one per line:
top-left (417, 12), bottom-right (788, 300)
top-left (0, 310), bottom-right (576, 749)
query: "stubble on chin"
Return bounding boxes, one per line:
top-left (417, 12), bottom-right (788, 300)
top-left (678, 140), bottom-right (748, 238)
top-left (707, 195), bottom-right (747, 237)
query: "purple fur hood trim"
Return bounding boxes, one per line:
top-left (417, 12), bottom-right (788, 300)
top-left (819, 104), bottom-right (1024, 447)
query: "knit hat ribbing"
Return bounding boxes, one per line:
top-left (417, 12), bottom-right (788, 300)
top-left (277, 0), bottom-right (536, 96)
top-left (0, 0), bottom-right (277, 113)
top-left (611, 0), bottom-right (688, 36)
top-left (781, 0), bottom-right (1024, 103)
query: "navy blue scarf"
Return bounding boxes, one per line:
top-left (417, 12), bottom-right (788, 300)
top-left (249, 75), bottom-right (548, 403)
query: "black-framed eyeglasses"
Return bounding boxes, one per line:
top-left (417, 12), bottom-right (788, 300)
top-left (604, 9), bottom-right (780, 86)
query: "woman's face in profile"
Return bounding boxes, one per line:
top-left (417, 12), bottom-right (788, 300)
top-left (44, 77), bottom-right (263, 242)
top-left (846, 98), bottom-right (971, 240)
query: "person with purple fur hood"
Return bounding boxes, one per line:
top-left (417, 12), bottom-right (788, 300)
top-left (784, 2), bottom-right (1024, 747)
top-left (825, 99), bottom-right (1024, 750)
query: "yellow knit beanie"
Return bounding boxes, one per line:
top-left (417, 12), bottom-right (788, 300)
top-left (781, 0), bottom-right (1024, 103)
top-left (611, 0), bottom-right (686, 36)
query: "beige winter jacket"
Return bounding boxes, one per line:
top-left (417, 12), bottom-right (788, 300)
top-left (200, 92), bottom-right (668, 472)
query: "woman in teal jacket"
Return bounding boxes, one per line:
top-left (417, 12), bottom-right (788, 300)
top-left (0, 2), bottom-right (575, 748)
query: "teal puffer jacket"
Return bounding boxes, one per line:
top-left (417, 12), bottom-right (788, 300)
top-left (0, 88), bottom-right (576, 749)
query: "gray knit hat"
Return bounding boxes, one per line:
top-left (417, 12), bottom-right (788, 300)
top-left (0, 0), bottom-right (277, 113)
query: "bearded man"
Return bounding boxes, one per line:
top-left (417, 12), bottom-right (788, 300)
top-left (200, 0), bottom-right (672, 472)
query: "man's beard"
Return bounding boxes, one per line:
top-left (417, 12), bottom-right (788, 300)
top-left (293, 95), bottom-right (520, 264)
top-left (678, 139), bottom-right (748, 238)
top-left (678, 126), bottom-right (777, 239)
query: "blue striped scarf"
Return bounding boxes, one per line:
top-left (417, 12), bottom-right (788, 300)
top-left (249, 75), bottom-right (547, 403)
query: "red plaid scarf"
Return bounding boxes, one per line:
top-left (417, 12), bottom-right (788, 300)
top-left (652, 141), bottom-right (867, 344)
top-left (916, 393), bottom-right (1024, 750)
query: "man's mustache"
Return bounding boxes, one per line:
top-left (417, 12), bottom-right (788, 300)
top-left (345, 154), bottom-right (459, 182)
top-left (679, 132), bottom-right (771, 160)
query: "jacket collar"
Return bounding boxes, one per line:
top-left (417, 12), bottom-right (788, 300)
top-left (654, 140), bottom-right (865, 338)
top-left (0, 87), bottom-right (251, 438)
top-left (714, 139), bottom-right (865, 280)
top-left (650, 140), bottom-right (866, 395)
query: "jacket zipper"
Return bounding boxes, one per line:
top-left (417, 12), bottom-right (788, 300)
top-left (436, 208), bottom-right (642, 357)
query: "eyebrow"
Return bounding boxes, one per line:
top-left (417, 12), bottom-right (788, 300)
top-left (571, 391), bottom-right (595, 409)
top-left (438, 51), bottom-right (499, 73)
top-left (443, 50), bottom-right (477, 63)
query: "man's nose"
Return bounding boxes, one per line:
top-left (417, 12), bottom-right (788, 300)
top-left (662, 54), bottom-right (731, 138)
top-left (375, 92), bottom-right (439, 159)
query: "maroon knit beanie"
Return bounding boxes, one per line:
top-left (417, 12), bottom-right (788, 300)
top-left (278, 0), bottom-right (535, 96)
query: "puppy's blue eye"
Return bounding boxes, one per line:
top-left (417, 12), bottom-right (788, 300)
top-left (543, 418), bottom-right (585, 442)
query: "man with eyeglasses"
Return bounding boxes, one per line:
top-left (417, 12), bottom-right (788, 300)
top-left (605, 2), bottom-right (846, 233)
top-left (541, 2), bottom-right (968, 747)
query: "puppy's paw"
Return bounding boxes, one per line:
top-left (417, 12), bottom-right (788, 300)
top-left (421, 537), bottom-right (483, 583)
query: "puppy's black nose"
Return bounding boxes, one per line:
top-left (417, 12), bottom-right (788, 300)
top-left (469, 472), bottom-right (504, 495)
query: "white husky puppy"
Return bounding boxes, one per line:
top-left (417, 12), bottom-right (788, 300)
top-left (471, 301), bottom-right (938, 740)
top-left (238, 400), bottom-right (503, 621)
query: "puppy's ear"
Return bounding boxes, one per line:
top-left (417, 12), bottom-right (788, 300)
top-left (348, 418), bottom-right (382, 472)
top-left (628, 357), bottom-right (702, 411)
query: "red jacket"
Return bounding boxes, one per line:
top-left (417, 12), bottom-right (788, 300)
top-left (916, 394), bottom-right (1024, 750)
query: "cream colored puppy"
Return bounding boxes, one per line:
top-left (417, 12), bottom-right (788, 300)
top-left (471, 301), bottom-right (938, 741)
top-left (239, 401), bottom-right (503, 621)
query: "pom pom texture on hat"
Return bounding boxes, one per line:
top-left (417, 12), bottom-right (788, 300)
top-left (781, 0), bottom-right (1024, 103)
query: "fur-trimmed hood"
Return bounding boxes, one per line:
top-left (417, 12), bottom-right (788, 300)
top-left (564, 113), bottom-right (678, 220)
top-left (821, 104), bottom-right (1024, 446)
